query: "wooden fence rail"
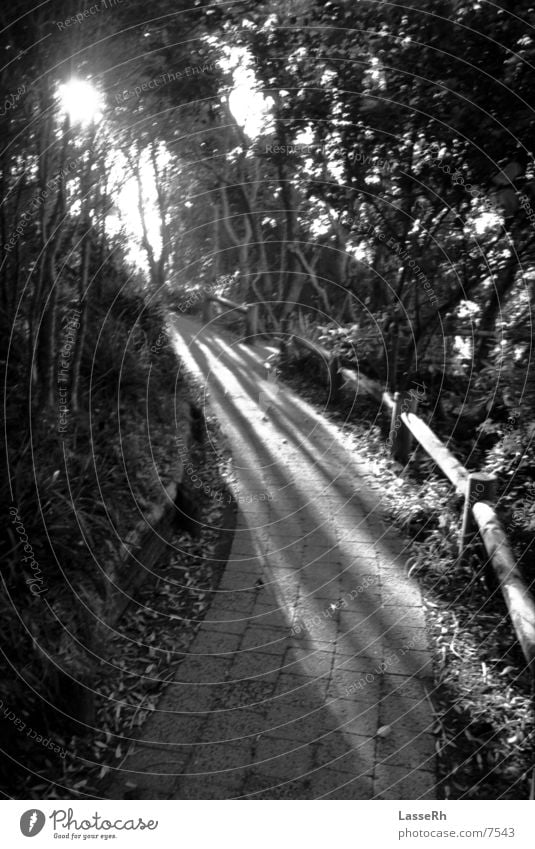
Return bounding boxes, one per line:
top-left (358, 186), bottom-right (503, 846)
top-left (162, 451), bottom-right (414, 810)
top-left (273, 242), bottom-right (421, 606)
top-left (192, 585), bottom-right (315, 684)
top-left (291, 335), bottom-right (535, 680)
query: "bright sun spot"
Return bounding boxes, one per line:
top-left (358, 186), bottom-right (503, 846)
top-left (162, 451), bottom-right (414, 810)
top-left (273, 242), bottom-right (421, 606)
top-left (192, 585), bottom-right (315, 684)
top-left (106, 146), bottom-right (169, 270)
top-left (222, 48), bottom-right (273, 139)
top-left (474, 211), bottom-right (500, 234)
top-left (58, 79), bottom-right (103, 126)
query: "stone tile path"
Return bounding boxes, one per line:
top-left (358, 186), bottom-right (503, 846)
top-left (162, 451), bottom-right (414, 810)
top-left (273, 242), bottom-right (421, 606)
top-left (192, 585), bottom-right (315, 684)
top-left (108, 316), bottom-right (438, 800)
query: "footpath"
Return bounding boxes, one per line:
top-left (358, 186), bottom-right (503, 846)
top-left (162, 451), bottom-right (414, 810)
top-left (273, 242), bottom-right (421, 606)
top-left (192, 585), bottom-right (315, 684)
top-left (107, 316), bottom-right (437, 799)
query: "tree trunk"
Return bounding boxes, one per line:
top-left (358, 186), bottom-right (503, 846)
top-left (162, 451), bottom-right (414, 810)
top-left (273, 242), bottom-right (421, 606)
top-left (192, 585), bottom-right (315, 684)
top-left (35, 249), bottom-right (59, 411)
top-left (70, 231), bottom-right (91, 413)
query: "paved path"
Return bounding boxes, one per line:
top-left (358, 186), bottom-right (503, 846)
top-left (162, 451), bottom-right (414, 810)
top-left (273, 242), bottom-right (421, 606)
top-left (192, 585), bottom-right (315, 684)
top-left (112, 316), bottom-right (438, 800)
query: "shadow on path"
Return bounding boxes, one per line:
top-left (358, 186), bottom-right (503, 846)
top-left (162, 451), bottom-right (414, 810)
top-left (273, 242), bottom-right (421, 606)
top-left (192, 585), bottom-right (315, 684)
top-left (107, 316), bottom-right (438, 801)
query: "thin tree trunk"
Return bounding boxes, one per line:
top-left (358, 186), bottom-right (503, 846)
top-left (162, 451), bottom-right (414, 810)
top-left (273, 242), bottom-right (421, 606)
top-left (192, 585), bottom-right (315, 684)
top-left (36, 249), bottom-right (60, 410)
top-left (70, 231), bottom-right (90, 413)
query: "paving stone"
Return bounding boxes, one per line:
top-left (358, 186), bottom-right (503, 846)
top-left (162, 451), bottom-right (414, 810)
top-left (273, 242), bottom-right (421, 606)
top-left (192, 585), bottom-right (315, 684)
top-left (283, 646), bottom-right (333, 678)
top-left (228, 651), bottom-right (282, 681)
top-left (221, 577), bottom-right (259, 594)
top-left (328, 667), bottom-right (378, 700)
top-left (208, 608), bottom-right (267, 631)
top-left (374, 765), bottom-right (438, 799)
top-left (134, 710), bottom-right (205, 746)
top-left (377, 731), bottom-right (437, 772)
top-left (333, 652), bottom-right (382, 675)
top-left (383, 649), bottom-right (434, 678)
top-left (265, 691), bottom-right (329, 736)
top-left (336, 626), bottom-right (383, 657)
top-left (197, 617), bottom-right (248, 636)
top-left (239, 772), bottom-right (314, 799)
top-left (116, 773), bottom-right (177, 799)
top-left (209, 591), bottom-right (258, 614)
top-left (188, 739), bottom-right (254, 774)
top-left (240, 625), bottom-right (288, 654)
top-left (201, 709), bottom-right (266, 742)
top-left (254, 735), bottom-right (315, 778)
top-left (264, 696), bottom-right (328, 742)
top-left (314, 730), bottom-right (375, 776)
top-left (172, 774), bottom-right (242, 799)
top-left (189, 631), bottom-right (242, 657)
top-left (382, 588), bottom-right (423, 607)
top-left (323, 695), bottom-right (380, 737)
top-left (117, 742), bottom-right (193, 775)
top-left (378, 696), bottom-right (436, 765)
top-left (166, 683), bottom-right (218, 713)
top-left (383, 626), bottom-right (430, 652)
top-left (175, 656), bottom-right (232, 684)
top-left (246, 607), bottom-right (289, 630)
top-left (289, 613), bottom-right (338, 644)
top-left (335, 634), bottom-right (382, 660)
top-left (342, 588), bottom-right (383, 610)
top-left (381, 674), bottom-right (434, 702)
top-left (309, 767), bottom-right (374, 799)
top-left (214, 678), bottom-right (277, 710)
top-left (274, 672), bottom-right (320, 697)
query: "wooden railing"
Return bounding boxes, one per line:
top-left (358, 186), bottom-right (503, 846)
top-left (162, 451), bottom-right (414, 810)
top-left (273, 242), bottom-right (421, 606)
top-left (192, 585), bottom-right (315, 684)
top-left (291, 334), bottom-right (535, 680)
top-left (202, 295), bottom-right (258, 340)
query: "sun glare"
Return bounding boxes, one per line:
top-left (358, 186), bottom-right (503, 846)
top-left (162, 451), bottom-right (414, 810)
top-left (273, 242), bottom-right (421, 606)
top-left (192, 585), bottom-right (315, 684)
top-left (58, 79), bottom-right (103, 126)
top-left (227, 62), bottom-right (273, 138)
top-left (106, 148), bottom-right (165, 270)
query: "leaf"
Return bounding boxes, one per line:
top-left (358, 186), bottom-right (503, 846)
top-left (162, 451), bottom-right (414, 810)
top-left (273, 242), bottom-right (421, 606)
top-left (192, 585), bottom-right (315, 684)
top-left (376, 725), bottom-right (392, 737)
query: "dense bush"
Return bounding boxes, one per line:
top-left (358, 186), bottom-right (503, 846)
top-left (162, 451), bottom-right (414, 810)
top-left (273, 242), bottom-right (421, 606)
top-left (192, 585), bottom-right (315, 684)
top-left (0, 275), bottom-right (182, 793)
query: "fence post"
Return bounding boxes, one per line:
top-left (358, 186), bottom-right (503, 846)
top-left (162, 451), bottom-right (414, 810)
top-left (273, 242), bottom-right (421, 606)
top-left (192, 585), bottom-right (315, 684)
top-left (279, 316), bottom-right (289, 359)
top-left (202, 298), bottom-right (212, 324)
top-left (389, 391), bottom-right (418, 463)
top-left (245, 303), bottom-right (259, 341)
top-left (459, 472), bottom-right (498, 561)
top-left (327, 355), bottom-right (342, 405)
